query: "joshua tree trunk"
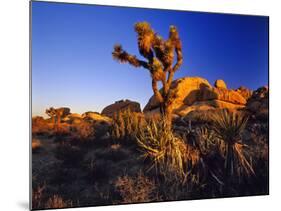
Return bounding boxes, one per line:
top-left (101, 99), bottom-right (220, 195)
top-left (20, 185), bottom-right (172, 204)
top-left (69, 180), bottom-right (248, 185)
top-left (52, 117), bottom-right (55, 129)
top-left (56, 114), bottom-right (61, 132)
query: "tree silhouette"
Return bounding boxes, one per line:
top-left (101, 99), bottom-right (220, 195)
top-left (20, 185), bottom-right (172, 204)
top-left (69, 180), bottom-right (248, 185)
top-left (112, 22), bottom-right (183, 123)
top-left (46, 107), bottom-right (70, 131)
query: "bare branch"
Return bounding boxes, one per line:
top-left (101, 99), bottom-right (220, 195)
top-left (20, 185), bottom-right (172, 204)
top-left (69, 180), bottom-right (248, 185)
top-left (169, 26), bottom-right (183, 72)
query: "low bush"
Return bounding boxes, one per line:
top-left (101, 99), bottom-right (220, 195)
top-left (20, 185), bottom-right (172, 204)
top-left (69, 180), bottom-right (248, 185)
top-left (72, 121), bottom-right (95, 141)
top-left (32, 138), bottom-right (42, 152)
top-left (114, 171), bottom-right (158, 203)
top-left (54, 142), bottom-right (85, 166)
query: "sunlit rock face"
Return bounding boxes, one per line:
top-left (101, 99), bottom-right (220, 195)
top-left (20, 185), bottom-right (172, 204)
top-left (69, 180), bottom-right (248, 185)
top-left (143, 76), bottom-right (251, 117)
top-left (214, 79), bottom-right (227, 89)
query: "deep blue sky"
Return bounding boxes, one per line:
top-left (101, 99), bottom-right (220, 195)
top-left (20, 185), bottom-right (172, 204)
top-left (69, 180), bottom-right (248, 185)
top-left (32, 1), bottom-right (268, 117)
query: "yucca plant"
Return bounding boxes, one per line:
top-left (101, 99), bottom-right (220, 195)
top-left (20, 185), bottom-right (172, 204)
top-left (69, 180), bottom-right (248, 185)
top-left (137, 117), bottom-right (200, 183)
top-left (211, 109), bottom-right (254, 182)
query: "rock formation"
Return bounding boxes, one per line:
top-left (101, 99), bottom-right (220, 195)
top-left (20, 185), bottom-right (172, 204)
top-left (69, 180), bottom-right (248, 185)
top-left (144, 77), bottom-right (249, 117)
top-left (246, 86), bottom-right (269, 120)
top-left (214, 79), bottom-right (227, 89)
top-left (101, 99), bottom-right (141, 117)
top-left (82, 111), bottom-right (112, 123)
top-left (236, 86), bottom-right (253, 100)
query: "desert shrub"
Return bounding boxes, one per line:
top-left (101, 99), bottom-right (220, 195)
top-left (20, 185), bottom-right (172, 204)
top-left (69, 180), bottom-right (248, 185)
top-left (32, 185), bottom-right (45, 209)
top-left (94, 144), bottom-right (131, 162)
top-left (111, 109), bottom-right (144, 144)
top-left (114, 171), bottom-right (158, 203)
top-left (137, 117), bottom-right (200, 183)
top-left (32, 116), bottom-right (51, 135)
top-left (45, 195), bottom-right (73, 209)
top-left (71, 121), bottom-right (95, 143)
top-left (244, 135), bottom-right (268, 194)
top-left (32, 138), bottom-right (42, 153)
top-left (54, 142), bottom-right (85, 166)
top-left (211, 109), bottom-right (254, 183)
top-left (54, 123), bottom-right (72, 136)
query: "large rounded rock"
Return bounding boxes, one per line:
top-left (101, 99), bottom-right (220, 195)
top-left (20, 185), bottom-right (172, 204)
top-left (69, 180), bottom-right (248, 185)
top-left (144, 77), bottom-right (212, 112)
top-left (101, 99), bottom-right (141, 117)
top-left (214, 79), bottom-right (227, 89)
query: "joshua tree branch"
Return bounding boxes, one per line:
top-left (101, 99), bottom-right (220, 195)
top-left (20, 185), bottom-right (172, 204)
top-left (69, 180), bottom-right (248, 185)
top-left (112, 44), bottom-right (149, 69)
top-left (172, 46), bottom-right (183, 72)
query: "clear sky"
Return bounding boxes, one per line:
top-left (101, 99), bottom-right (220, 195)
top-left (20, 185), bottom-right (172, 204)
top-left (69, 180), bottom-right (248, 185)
top-left (31, 1), bottom-right (269, 117)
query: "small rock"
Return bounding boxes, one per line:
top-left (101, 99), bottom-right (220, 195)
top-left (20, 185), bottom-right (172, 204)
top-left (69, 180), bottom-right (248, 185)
top-left (214, 79), bottom-right (227, 89)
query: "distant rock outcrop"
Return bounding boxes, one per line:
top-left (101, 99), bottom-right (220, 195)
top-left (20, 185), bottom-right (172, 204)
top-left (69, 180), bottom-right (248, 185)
top-left (101, 99), bottom-right (141, 117)
top-left (246, 86), bottom-right (268, 120)
top-left (144, 77), bottom-right (249, 117)
top-left (236, 86), bottom-right (253, 100)
top-left (82, 111), bottom-right (112, 123)
top-left (62, 113), bottom-right (82, 124)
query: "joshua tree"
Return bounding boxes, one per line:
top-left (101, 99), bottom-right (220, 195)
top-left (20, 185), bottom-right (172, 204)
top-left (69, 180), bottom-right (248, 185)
top-left (112, 22), bottom-right (183, 123)
top-left (45, 107), bottom-right (70, 131)
top-left (46, 107), bottom-right (56, 126)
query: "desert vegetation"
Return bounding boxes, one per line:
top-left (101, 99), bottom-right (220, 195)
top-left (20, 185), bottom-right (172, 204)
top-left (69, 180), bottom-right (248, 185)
top-left (32, 21), bottom-right (268, 209)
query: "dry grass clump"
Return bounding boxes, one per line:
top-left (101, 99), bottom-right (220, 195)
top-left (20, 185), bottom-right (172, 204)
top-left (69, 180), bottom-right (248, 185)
top-left (111, 109), bottom-right (144, 144)
top-left (184, 109), bottom-right (214, 124)
top-left (32, 185), bottom-right (73, 209)
top-left (114, 171), bottom-right (158, 203)
top-left (32, 138), bottom-right (42, 152)
top-left (211, 109), bottom-right (254, 181)
top-left (45, 195), bottom-right (73, 209)
top-left (137, 117), bottom-right (200, 183)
